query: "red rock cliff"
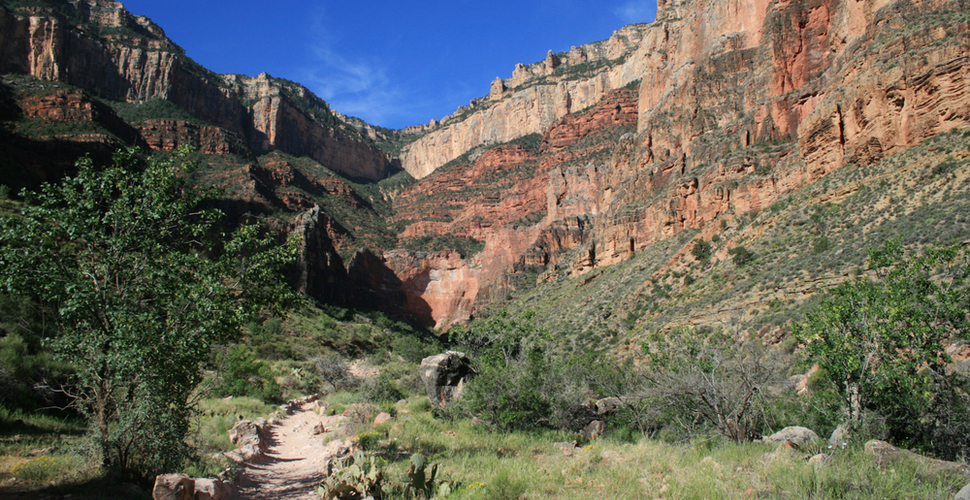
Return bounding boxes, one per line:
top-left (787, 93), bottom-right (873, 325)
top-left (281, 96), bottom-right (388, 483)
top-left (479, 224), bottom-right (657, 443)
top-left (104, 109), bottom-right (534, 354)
top-left (0, 1), bottom-right (392, 181)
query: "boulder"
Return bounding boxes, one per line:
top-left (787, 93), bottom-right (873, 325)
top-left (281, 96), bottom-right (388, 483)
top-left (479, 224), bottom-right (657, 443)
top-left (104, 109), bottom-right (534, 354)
top-left (763, 426), bottom-right (819, 447)
top-left (594, 397), bottom-right (622, 416)
top-left (865, 440), bottom-right (970, 482)
top-left (193, 477), bottom-right (233, 500)
top-left (228, 420), bottom-right (265, 451)
top-left (580, 420), bottom-right (606, 440)
top-left (225, 420), bottom-right (268, 463)
top-left (955, 482), bottom-right (970, 500)
top-left (420, 351), bottom-right (475, 408)
top-left (152, 473), bottom-right (194, 500)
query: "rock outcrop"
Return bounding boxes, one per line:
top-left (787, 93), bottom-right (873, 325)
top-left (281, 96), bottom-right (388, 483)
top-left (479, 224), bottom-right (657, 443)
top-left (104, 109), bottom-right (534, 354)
top-left (401, 28), bottom-right (647, 179)
top-left (288, 205), bottom-right (348, 303)
top-left (420, 351), bottom-right (475, 409)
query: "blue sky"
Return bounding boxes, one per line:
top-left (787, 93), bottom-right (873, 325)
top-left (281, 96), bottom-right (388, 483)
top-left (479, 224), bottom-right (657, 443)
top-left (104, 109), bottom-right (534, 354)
top-left (119, 1), bottom-right (657, 130)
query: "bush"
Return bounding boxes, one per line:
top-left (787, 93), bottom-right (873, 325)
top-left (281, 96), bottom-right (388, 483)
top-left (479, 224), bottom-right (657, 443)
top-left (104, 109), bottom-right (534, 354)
top-left (691, 239), bottom-right (712, 261)
top-left (449, 311), bottom-right (589, 431)
top-left (314, 354), bottom-right (357, 392)
top-left (211, 344), bottom-right (282, 403)
top-left (729, 245), bottom-right (756, 266)
top-left (641, 325), bottom-right (788, 441)
top-left (795, 240), bottom-right (970, 459)
top-left (361, 373), bottom-right (405, 404)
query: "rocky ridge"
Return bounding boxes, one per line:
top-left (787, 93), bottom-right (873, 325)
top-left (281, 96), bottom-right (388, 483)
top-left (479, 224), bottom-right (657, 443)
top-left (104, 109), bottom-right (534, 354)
top-left (0, 0), bottom-right (393, 181)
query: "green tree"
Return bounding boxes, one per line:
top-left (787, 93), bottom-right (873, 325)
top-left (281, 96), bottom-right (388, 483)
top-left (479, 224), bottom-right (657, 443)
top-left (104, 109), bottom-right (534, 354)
top-left (0, 147), bottom-right (296, 480)
top-left (794, 240), bottom-right (970, 459)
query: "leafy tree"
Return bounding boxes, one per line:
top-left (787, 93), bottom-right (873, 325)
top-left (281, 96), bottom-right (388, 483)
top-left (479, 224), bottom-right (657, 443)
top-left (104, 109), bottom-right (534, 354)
top-left (795, 240), bottom-right (970, 459)
top-left (0, 147), bottom-right (296, 480)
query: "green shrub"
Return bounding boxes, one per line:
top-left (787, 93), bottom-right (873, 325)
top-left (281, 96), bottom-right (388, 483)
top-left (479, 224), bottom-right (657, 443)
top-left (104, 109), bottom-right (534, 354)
top-left (729, 245), bottom-right (756, 266)
top-left (449, 311), bottom-right (589, 431)
top-left (795, 240), bottom-right (970, 459)
top-left (12, 455), bottom-right (59, 481)
top-left (361, 373), bottom-right (405, 404)
top-left (211, 344), bottom-right (282, 404)
top-left (691, 239), bottom-right (712, 261)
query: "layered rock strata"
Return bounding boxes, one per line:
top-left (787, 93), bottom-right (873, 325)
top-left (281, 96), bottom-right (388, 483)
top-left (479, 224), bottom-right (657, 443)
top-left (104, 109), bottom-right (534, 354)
top-left (0, 1), bottom-right (392, 181)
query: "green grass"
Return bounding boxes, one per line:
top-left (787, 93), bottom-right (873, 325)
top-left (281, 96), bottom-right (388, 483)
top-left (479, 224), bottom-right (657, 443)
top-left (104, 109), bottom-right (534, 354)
top-left (330, 395), bottom-right (966, 499)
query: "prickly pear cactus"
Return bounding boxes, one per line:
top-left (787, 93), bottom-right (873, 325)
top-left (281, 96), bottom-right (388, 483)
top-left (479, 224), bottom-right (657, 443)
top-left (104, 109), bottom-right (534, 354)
top-left (317, 450), bottom-right (383, 499)
top-left (406, 453), bottom-right (444, 499)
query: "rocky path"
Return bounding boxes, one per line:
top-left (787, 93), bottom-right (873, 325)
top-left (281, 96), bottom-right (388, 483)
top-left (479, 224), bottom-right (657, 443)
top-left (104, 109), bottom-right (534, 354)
top-left (230, 401), bottom-right (350, 500)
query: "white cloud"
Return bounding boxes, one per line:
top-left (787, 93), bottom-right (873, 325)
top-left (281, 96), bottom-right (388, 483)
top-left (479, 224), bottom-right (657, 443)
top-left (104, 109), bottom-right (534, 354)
top-left (297, 12), bottom-right (407, 127)
top-left (614, 1), bottom-right (657, 24)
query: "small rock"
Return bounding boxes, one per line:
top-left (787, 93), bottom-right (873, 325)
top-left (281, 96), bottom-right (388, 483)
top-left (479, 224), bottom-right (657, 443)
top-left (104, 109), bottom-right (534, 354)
top-left (809, 453), bottom-right (831, 468)
top-left (311, 422), bottom-right (325, 435)
top-left (580, 420), bottom-right (606, 440)
top-left (829, 423), bottom-right (850, 446)
top-left (554, 441), bottom-right (579, 456)
top-left (374, 412), bottom-right (393, 426)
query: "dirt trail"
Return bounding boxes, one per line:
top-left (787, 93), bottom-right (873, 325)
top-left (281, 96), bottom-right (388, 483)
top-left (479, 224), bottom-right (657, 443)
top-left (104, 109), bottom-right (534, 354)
top-left (231, 401), bottom-right (350, 500)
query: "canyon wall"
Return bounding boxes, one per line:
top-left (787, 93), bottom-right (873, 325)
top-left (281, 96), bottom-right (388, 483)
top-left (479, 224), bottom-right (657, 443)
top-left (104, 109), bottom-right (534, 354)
top-left (388, 0), bottom-right (970, 328)
top-left (0, 1), bottom-right (392, 181)
top-left (399, 26), bottom-right (650, 179)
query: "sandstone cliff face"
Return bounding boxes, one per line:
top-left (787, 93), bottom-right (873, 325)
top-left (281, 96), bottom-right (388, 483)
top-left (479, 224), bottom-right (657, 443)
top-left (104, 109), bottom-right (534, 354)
top-left (381, 250), bottom-right (480, 330)
top-left (388, 90), bottom-right (639, 325)
top-left (388, 0), bottom-right (970, 328)
top-left (567, 0), bottom-right (970, 276)
top-left (0, 1), bottom-right (392, 181)
top-left (400, 28), bottom-right (648, 179)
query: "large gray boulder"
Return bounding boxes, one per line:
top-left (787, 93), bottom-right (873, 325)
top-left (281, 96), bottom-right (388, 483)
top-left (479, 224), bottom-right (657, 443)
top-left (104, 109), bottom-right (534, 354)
top-left (420, 351), bottom-right (475, 409)
top-left (763, 426), bottom-right (820, 447)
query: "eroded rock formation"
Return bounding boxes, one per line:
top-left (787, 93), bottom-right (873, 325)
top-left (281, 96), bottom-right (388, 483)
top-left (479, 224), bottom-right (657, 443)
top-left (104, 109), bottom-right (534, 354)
top-left (0, 1), bottom-right (392, 181)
